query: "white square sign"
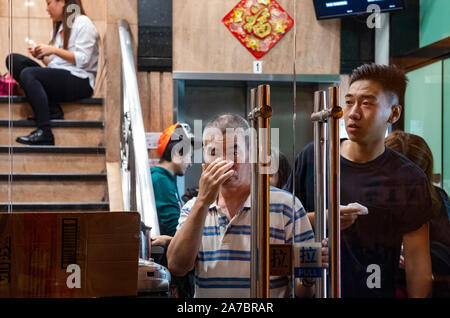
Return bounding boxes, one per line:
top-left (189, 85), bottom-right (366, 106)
top-left (253, 61), bottom-right (263, 74)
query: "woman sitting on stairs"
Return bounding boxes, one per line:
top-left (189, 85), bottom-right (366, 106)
top-left (6, 0), bottom-right (99, 146)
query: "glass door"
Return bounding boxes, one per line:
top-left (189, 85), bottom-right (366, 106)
top-left (404, 60), bottom-right (443, 182)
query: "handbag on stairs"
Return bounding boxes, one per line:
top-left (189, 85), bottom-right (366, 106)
top-left (0, 73), bottom-right (19, 96)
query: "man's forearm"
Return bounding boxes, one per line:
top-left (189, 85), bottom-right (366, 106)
top-left (403, 223), bottom-right (433, 298)
top-left (405, 265), bottom-right (432, 297)
top-left (404, 249), bottom-right (433, 297)
top-left (167, 199), bottom-right (209, 276)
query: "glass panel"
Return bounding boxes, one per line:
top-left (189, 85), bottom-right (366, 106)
top-left (420, 0), bottom-right (450, 47)
top-left (3, 0), bottom-right (52, 213)
top-left (444, 58), bottom-right (450, 193)
top-left (2, 0), bottom-right (14, 213)
top-left (178, 80), bottom-right (324, 194)
top-left (178, 80), bottom-right (248, 193)
top-left (404, 60), bottom-right (443, 176)
top-left (171, 0), bottom-right (306, 298)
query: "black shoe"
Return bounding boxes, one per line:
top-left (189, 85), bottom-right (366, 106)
top-left (16, 129), bottom-right (55, 146)
top-left (27, 111), bottom-right (64, 121)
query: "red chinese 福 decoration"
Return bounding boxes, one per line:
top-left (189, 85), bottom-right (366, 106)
top-left (222, 0), bottom-right (294, 59)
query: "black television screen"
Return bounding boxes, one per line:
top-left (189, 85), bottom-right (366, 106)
top-left (313, 0), bottom-right (404, 20)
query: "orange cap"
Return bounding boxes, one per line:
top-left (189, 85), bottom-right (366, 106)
top-left (157, 122), bottom-right (180, 157)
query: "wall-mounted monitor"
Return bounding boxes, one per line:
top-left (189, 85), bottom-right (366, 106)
top-left (313, 0), bottom-right (404, 20)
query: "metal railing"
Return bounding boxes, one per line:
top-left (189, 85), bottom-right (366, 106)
top-left (118, 20), bottom-right (160, 244)
top-left (249, 85), bottom-right (273, 298)
top-left (311, 87), bottom-right (343, 298)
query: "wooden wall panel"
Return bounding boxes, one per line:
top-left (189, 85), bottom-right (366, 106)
top-left (0, 17), bottom-right (51, 75)
top-left (161, 72), bottom-right (174, 130)
top-left (173, 0), bottom-right (341, 74)
top-left (138, 72), bottom-right (151, 131)
top-left (138, 71), bottom-right (174, 159)
top-left (149, 72), bottom-right (162, 133)
top-left (106, 161), bottom-right (125, 211)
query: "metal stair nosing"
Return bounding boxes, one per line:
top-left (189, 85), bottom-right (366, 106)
top-left (0, 119), bottom-right (104, 128)
top-left (0, 145), bottom-right (106, 154)
top-left (0, 96), bottom-right (104, 105)
top-left (0, 173), bottom-right (107, 181)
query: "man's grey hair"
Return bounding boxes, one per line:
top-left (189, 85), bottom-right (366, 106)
top-left (203, 113), bottom-right (250, 145)
top-left (204, 113), bottom-right (250, 135)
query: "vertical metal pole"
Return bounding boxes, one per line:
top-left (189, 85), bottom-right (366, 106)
top-left (257, 85), bottom-right (271, 298)
top-left (250, 88), bottom-right (260, 298)
top-left (313, 91), bottom-right (328, 298)
top-left (249, 85), bottom-right (272, 298)
top-left (328, 87), bottom-right (342, 298)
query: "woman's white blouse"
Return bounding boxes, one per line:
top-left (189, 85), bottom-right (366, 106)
top-left (47, 15), bottom-right (99, 90)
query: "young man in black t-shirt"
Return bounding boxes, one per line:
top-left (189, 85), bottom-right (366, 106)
top-left (284, 63), bottom-right (433, 297)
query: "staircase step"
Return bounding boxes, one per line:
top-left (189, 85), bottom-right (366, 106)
top-left (0, 97), bottom-right (109, 209)
top-left (0, 173), bottom-right (108, 203)
top-left (0, 148), bottom-right (106, 174)
top-left (0, 96), bottom-right (103, 104)
top-left (0, 120), bottom-right (103, 128)
top-left (0, 126), bottom-right (104, 147)
top-left (0, 97), bottom-right (104, 121)
top-left (0, 202), bottom-right (110, 212)
top-left (0, 145), bottom-right (106, 154)
top-left (0, 173), bottom-right (107, 181)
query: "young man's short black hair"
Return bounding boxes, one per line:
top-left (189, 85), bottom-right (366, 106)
top-left (350, 63), bottom-right (408, 106)
top-left (160, 139), bottom-right (181, 163)
top-left (160, 132), bottom-right (193, 163)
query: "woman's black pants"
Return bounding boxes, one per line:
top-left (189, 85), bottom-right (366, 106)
top-left (6, 53), bottom-right (93, 132)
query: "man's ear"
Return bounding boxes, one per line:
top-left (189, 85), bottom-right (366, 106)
top-left (388, 105), bottom-right (402, 124)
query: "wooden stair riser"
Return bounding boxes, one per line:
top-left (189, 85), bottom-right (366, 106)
top-left (0, 180), bottom-right (107, 202)
top-left (0, 204), bottom-right (110, 213)
top-left (0, 127), bottom-right (104, 147)
top-left (0, 103), bottom-right (104, 121)
top-left (0, 153), bottom-right (106, 174)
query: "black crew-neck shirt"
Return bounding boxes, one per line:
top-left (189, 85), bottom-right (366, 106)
top-left (284, 140), bottom-right (433, 297)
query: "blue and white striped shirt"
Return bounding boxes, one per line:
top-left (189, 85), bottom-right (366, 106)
top-left (177, 187), bottom-right (314, 298)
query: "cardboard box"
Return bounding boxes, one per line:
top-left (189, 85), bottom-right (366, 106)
top-left (0, 212), bottom-right (140, 298)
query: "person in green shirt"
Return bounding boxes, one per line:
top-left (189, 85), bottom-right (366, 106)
top-left (151, 122), bottom-right (195, 298)
top-left (151, 122), bottom-right (193, 246)
top-left (151, 165), bottom-right (184, 237)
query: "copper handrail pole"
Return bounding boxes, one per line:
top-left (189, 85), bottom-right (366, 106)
top-left (249, 85), bottom-right (272, 298)
top-left (328, 86), bottom-right (343, 298)
top-left (257, 85), bottom-right (272, 298)
top-left (249, 88), bottom-right (260, 298)
top-left (311, 87), bottom-right (343, 298)
top-left (312, 91), bottom-right (328, 298)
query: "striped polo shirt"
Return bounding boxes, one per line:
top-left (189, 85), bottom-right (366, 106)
top-left (177, 187), bottom-right (314, 298)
